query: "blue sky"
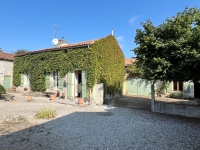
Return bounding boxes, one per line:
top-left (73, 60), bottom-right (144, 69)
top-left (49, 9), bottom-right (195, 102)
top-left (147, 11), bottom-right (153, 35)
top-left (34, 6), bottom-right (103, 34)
top-left (0, 0), bottom-right (200, 58)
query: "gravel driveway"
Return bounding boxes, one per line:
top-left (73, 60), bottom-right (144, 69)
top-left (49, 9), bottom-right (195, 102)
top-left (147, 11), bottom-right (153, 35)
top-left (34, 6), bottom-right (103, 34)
top-left (0, 93), bottom-right (200, 150)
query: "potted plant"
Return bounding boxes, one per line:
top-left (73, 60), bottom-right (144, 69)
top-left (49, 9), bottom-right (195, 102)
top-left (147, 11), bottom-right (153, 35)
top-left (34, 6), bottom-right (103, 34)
top-left (50, 93), bottom-right (56, 101)
top-left (0, 85), bottom-right (6, 97)
top-left (77, 83), bottom-right (84, 105)
top-left (28, 93), bottom-right (32, 101)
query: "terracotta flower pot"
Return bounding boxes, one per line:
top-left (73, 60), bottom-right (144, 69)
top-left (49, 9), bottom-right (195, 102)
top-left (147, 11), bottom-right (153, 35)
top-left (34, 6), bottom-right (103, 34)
top-left (78, 98), bottom-right (84, 106)
top-left (28, 96), bottom-right (32, 101)
top-left (50, 94), bottom-right (56, 101)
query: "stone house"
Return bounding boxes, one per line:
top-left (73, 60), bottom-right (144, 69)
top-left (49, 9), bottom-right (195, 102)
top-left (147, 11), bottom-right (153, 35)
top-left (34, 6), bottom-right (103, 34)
top-left (13, 35), bottom-right (124, 104)
top-left (0, 50), bottom-right (14, 89)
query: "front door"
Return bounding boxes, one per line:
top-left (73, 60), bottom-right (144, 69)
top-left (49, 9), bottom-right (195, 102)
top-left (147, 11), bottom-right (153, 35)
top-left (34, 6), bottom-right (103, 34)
top-left (74, 71), bottom-right (82, 97)
top-left (3, 76), bottom-right (11, 89)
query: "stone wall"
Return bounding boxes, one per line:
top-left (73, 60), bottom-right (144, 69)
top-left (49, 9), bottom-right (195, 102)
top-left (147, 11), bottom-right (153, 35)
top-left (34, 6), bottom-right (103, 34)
top-left (0, 60), bottom-right (13, 86)
top-left (154, 102), bottom-right (200, 118)
top-left (91, 83), bottom-right (104, 105)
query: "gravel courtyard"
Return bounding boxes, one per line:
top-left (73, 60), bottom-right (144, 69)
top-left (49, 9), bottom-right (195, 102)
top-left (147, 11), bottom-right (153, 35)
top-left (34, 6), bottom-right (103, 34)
top-left (0, 93), bottom-right (200, 150)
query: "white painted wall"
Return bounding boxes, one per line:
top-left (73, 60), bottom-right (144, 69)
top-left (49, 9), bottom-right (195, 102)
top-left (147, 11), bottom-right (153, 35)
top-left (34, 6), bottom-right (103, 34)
top-left (91, 83), bottom-right (104, 105)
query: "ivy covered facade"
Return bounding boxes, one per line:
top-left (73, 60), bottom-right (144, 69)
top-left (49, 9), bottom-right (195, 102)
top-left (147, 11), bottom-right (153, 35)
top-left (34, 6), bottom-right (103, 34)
top-left (13, 35), bottom-right (124, 99)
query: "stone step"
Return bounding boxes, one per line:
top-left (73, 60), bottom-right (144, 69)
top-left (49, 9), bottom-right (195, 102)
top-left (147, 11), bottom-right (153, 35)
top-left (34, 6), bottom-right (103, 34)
top-left (6, 88), bottom-right (17, 93)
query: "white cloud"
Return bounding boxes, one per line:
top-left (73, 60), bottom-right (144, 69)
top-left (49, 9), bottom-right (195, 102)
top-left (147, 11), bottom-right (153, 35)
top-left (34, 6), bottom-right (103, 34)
top-left (116, 36), bottom-right (124, 49)
top-left (128, 16), bottom-right (140, 26)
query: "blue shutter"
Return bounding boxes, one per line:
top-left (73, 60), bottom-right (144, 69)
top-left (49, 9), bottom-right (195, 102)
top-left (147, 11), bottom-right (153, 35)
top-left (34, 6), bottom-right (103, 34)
top-left (183, 82), bottom-right (190, 93)
top-left (82, 71), bottom-right (87, 98)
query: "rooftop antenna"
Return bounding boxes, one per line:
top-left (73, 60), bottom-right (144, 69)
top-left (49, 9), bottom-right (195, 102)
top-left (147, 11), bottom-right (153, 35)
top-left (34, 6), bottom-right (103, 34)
top-left (52, 25), bottom-right (59, 46)
top-left (53, 25), bottom-right (59, 38)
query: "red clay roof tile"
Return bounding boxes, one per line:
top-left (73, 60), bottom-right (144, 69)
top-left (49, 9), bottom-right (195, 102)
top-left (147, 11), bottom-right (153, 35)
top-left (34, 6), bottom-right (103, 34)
top-left (125, 58), bottom-right (136, 66)
top-left (0, 50), bottom-right (14, 61)
top-left (15, 39), bottom-right (98, 57)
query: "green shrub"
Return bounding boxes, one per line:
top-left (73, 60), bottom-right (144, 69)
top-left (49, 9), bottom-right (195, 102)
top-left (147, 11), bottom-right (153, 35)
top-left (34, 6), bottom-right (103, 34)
top-left (0, 85), bottom-right (6, 94)
top-left (35, 108), bottom-right (56, 119)
top-left (169, 92), bottom-right (182, 99)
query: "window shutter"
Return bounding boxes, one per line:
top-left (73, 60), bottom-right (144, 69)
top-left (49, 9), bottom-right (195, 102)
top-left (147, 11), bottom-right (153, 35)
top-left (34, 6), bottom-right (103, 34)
top-left (167, 82), bottom-right (172, 93)
top-left (20, 74), bottom-right (24, 86)
top-left (67, 72), bottom-right (73, 98)
top-left (45, 73), bottom-right (50, 89)
top-left (58, 72), bottom-right (63, 89)
top-left (183, 82), bottom-right (190, 93)
top-left (82, 71), bottom-right (87, 98)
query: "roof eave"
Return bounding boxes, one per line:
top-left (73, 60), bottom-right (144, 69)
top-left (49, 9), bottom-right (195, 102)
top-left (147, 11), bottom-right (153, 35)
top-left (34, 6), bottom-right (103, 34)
top-left (14, 44), bottom-right (91, 57)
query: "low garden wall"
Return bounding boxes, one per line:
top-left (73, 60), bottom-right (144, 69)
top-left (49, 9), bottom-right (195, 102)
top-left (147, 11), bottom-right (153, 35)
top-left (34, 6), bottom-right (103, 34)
top-left (154, 102), bottom-right (200, 118)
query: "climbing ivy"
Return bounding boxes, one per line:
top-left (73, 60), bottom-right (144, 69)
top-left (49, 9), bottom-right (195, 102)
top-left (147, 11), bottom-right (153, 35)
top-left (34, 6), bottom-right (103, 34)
top-left (93, 36), bottom-right (125, 95)
top-left (13, 35), bottom-right (124, 95)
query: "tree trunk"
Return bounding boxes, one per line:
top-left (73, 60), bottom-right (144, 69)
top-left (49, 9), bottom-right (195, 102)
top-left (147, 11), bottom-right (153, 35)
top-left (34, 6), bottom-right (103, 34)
top-left (151, 83), bottom-right (155, 112)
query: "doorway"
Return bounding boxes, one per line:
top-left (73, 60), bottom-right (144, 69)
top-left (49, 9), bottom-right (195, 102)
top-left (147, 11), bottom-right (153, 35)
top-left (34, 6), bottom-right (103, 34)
top-left (173, 81), bottom-right (183, 91)
top-left (3, 76), bottom-right (11, 89)
top-left (74, 71), bottom-right (82, 97)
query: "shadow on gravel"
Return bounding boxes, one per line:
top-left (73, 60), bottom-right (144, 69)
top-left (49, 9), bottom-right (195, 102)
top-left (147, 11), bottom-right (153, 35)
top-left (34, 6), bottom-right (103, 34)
top-left (104, 95), bottom-right (152, 111)
top-left (0, 107), bottom-right (122, 150)
top-left (0, 104), bottom-right (200, 149)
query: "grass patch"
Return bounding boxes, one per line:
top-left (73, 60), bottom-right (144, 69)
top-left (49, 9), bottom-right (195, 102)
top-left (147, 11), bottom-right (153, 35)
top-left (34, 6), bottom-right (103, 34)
top-left (35, 108), bottom-right (56, 119)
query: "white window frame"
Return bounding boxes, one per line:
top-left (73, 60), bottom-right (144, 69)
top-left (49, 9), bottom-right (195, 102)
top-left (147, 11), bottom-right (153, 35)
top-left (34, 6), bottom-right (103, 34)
top-left (53, 72), bottom-right (58, 88)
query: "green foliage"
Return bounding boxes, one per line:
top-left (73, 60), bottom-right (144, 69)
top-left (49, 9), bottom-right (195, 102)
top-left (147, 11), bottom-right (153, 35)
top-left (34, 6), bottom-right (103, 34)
top-left (126, 64), bottom-right (144, 75)
top-left (14, 49), bottom-right (29, 54)
top-left (169, 92), bottom-right (182, 99)
top-left (133, 7), bottom-right (200, 83)
top-left (155, 81), bottom-right (169, 96)
top-left (93, 36), bottom-right (125, 95)
top-left (0, 85), bottom-right (6, 94)
top-left (35, 108), bottom-right (56, 119)
top-left (13, 35), bottom-right (124, 95)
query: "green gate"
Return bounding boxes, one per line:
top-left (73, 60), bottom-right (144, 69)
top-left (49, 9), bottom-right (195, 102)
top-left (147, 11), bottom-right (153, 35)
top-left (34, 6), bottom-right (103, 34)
top-left (127, 78), bottom-right (151, 96)
top-left (3, 76), bottom-right (11, 89)
top-left (127, 78), bottom-right (137, 95)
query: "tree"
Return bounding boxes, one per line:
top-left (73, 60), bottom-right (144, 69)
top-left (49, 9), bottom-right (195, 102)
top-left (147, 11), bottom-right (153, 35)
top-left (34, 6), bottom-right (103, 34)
top-left (133, 7), bottom-right (200, 111)
top-left (14, 49), bottom-right (29, 55)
